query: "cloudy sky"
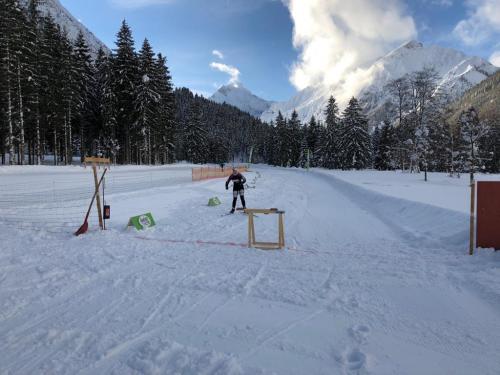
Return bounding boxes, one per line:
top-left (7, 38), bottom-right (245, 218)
top-left (61, 0), bottom-right (500, 101)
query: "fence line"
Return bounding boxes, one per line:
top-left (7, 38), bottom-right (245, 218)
top-left (192, 165), bottom-right (248, 182)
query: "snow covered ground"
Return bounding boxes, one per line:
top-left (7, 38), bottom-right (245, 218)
top-left (0, 165), bottom-right (499, 374)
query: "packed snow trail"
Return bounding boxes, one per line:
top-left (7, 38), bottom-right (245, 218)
top-left (1, 166), bottom-right (499, 374)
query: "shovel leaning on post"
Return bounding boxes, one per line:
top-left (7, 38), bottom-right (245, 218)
top-left (74, 168), bottom-right (108, 236)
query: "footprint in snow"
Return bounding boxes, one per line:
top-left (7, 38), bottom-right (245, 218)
top-left (345, 348), bottom-right (367, 371)
top-left (349, 324), bottom-right (370, 344)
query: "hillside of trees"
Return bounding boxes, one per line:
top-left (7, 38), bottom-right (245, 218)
top-left (265, 67), bottom-right (499, 177)
top-left (1, 0), bottom-right (498, 176)
top-left (447, 70), bottom-right (500, 126)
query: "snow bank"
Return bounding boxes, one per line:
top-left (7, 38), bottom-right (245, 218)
top-left (319, 169), bottom-right (500, 213)
top-left (314, 170), bottom-right (471, 249)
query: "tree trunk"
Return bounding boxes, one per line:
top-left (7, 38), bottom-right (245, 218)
top-left (17, 59), bottom-right (25, 165)
top-left (35, 95), bottom-right (41, 165)
top-left (68, 105), bottom-right (72, 165)
top-left (53, 120), bottom-right (58, 166)
top-left (6, 45), bottom-right (15, 165)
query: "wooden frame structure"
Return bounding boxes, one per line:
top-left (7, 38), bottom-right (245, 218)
top-left (84, 157), bottom-right (110, 230)
top-left (245, 208), bottom-right (285, 250)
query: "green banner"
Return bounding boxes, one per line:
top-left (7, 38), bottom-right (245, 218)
top-left (127, 213), bottom-right (156, 231)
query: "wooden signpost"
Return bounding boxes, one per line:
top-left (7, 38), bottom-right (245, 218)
top-left (84, 157), bottom-right (110, 230)
top-left (245, 208), bottom-right (285, 250)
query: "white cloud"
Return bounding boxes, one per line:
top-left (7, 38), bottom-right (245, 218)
top-left (109, 0), bottom-right (173, 8)
top-left (283, 0), bottom-right (416, 103)
top-left (210, 62), bottom-right (240, 84)
top-left (490, 50), bottom-right (500, 66)
top-left (453, 0), bottom-right (500, 45)
top-left (212, 50), bottom-right (224, 59)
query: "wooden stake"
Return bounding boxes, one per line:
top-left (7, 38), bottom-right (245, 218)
top-left (469, 181), bottom-right (476, 255)
top-left (279, 213), bottom-right (285, 248)
top-left (92, 165), bottom-right (104, 230)
top-left (251, 214), bottom-right (256, 244)
top-left (248, 213), bottom-right (252, 248)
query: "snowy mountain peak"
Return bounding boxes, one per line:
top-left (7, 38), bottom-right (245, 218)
top-left (261, 42), bottom-right (498, 124)
top-left (210, 83), bottom-right (273, 118)
top-left (400, 40), bottom-right (424, 50)
top-left (20, 0), bottom-right (109, 57)
top-left (217, 83), bottom-right (247, 95)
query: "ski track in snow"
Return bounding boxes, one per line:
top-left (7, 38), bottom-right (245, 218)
top-left (0, 165), bottom-right (499, 374)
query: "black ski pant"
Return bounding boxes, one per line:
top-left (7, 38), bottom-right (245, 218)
top-left (232, 189), bottom-right (246, 209)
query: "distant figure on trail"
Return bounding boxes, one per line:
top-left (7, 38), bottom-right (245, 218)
top-left (226, 168), bottom-right (246, 214)
top-left (220, 162), bottom-right (225, 171)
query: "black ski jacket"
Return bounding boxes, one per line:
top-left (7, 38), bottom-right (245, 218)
top-left (226, 173), bottom-right (246, 191)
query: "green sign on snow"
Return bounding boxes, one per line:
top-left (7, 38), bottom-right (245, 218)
top-left (127, 213), bottom-right (156, 231)
top-left (208, 197), bottom-right (221, 207)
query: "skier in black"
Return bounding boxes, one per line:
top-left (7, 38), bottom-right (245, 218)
top-left (226, 168), bottom-right (246, 213)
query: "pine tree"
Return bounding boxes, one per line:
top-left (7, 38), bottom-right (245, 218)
top-left (374, 121), bottom-right (398, 170)
top-left (306, 116), bottom-right (321, 167)
top-left (154, 53), bottom-right (176, 164)
top-left (95, 49), bottom-right (120, 161)
top-left (184, 100), bottom-right (207, 164)
top-left (113, 20), bottom-right (138, 164)
top-left (372, 126), bottom-right (381, 169)
top-left (322, 96), bottom-right (341, 169)
top-left (275, 112), bottom-right (287, 166)
top-left (427, 117), bottom-right (450, 172)
top-left (459, 107), bottom-right (490, 182)
top-left (134, 38), bottom-right (159, 165)
top-left (0, 0), bottom-right (24, 164)
top-left (72, 31), bottom-right (94, 162)
top-left (298, 123), bottom-right (309, 169)
top-left (339, 97), bottom-right (371, 170)
top-left (479, 126), bottom-right (500, 173)
top-left (288, 110), bottom-right (302, 167)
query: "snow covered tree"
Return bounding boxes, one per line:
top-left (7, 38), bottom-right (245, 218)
top-left (386, 75), bottom-right (411, 127)
top-left (459, 107), bottom-right (490, 182)
top-left (298, 122), bottom-right (309, 169)
top-left (479, 126), bottom-right (500, 173)
top-left (321, 96), bottom-right (341, 169)
top-left (183, 100), bottom-right (207, 164)
top-left (112, 20), bottom-right (138, 164)
top-left (338, 97), bottom-right (371, 170)
top-left (134, 38), bottom-right (159, 165)
top-left (154, 53), bottom-right (176, 164)
top-left (374, 121), bottom-right (398, 170)
top-left (427, 117), bottom-right (451, 173)
top-left (0, 0), bottom-right (24, 164)
top-left (306, 116), bottom-right (321, 167)
top-left (275, 112), bottom-right (288, 166)
top-left (72, 31), bottom-right (94, 162)
top-left (288, 110), bottom-right (302, 167)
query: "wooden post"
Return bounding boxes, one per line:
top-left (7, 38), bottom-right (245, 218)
top-left (469, 181), bottom-right (476, 256)
top-left (92, 164), bottom-right (104, 230)
top-left (248, 213), bottom-right (253, 248)
top-left (251, 214), bottom-right (256, 244)
top-left (279, 213), bottom-right (285, 248)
